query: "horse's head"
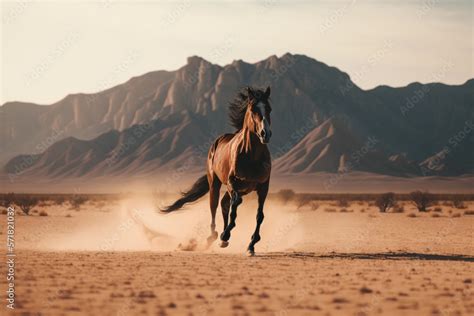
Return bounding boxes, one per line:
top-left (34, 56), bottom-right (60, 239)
top-left (245, 86), bottom-right (272, 144)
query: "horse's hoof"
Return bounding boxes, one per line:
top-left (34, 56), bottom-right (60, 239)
top-left (246, 249), bottom-right (255, 257)
top-left (207, 232), bottom-right (218, 245)
top-left (219, 240), bottom-right (229, 248)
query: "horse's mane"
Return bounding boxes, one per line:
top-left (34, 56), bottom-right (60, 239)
top-left (228, 86), bottom-right (267, 131)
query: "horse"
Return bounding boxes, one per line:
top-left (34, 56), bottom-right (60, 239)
top-left (161, 86), bottom-right (272, 256)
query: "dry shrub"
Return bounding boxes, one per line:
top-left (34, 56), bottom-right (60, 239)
top-left (375, 192), bottom-right (395, 212)
top-left (340, 208), bottom-right (353, 213)
top-left (360, 208), bottom-right (366, 213)
top-left (464, 210), bottom-right (474, 216)
top-left (431, 213), bottom-right (441, 218)
top-left (409, 191), bottom-right (435, 212)
top-left (66, 214), bottom-right (72, 218)
top-left (275, 189), bottom-right (296, 204)
top-left (16, 196), bottom-right (39, 215)
top-left (54, 196), bottom-right (67, 206)
top-left (39, 210), bottom-right (48, 216)
top-left (392, 204), bottom-right (405, 213)
top-left (70, 196), bottom-right (88, 211)
top-left (1, 209), bottom-right (7, 215)
top-left (451, 213), bottom-right (461, 218)
top-left (337, 198), bottom-right (349, 207)
top-left (452, 196), bottom-right (467, 209)
top-left (407, 213), bottom-right (417, 218)
top-left (432, 207), bottom-right (442, 213)
top-left (325, 208), bottom-right (337, 213)
top-left (0, 193), bottom-right (15, 208)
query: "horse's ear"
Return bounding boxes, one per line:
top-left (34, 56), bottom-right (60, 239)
top-left (264, 86), bottom-right (271, 99)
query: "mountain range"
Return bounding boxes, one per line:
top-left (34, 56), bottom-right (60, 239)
top-left (2, 53), bottom-right (473, 181)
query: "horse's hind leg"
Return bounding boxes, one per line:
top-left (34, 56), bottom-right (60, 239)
top-left (247, 180), bottom-right (269, 256)
top-left (206, 174), bottom-right (221, 246)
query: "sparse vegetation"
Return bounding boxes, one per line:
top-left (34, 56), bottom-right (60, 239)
top-left (0, 192), bottom-right (15, 209)
top-left (70, 196), bottom-right (88, 211)
top-left (452, 196), bottom-right (467, 209)
top-left (275, 189), bottom-right (296, 204)
top-left (39, 210), bottom-right (48, 216)
top-left (375, 192), bottom-right (395, 213)
top-left (16, 196), bottom-right (39, 215)
top-left (409, 191), bottom-right (435, 212)
top-left (432, 207), bottom-right (442, 213)
top-left (392, 204), bottom-right (405, 213)
top-left (325, 208), bottom-right (337, 213)
top-left (464, 210), bottom-right (474, 216)
top-left (337, 198), bottom-right (349, 207)
top-left (407, 213), bottom-right (417, 218)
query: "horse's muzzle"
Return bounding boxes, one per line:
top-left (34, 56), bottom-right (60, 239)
top-left (258, 129), bottom-right (272, 144)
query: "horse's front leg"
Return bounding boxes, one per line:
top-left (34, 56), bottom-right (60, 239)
top-left (219, 175), bottom-right (242, 247)
top-left (247, 180), bottom-right (269, 256)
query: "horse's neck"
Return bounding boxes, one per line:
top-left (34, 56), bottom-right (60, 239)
top-left (237, 128), bottom-right (264, 158)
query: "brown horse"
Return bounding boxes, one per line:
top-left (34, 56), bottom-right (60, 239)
top-left (162, 86), bottom-right (272, 256)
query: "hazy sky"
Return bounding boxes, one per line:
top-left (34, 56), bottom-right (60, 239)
top-left (1, 0), bottom-right (473, 104)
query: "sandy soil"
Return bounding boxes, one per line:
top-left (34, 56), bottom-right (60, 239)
top-left (1, 198), bottom-right (473, 315)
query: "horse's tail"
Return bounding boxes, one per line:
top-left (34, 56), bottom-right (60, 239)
top-left (160, 175), bottom-right (209, 213)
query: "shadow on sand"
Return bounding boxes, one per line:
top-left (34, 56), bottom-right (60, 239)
top-left (260, 252), bottom-right (474, 262)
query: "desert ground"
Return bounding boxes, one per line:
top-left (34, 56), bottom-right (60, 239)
top-left (1, 194), bottom-right (473, 315)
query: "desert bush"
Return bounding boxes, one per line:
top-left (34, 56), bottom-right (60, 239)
top-left (337, 198), bottom-right (349, 207)
top-left (433, 207), bottom-right (442, 213)
top-left (409, 191), bottom-right (435, 212)
top-left (325, 208), bottom-right (337, 213)
top-left (1, 209), bottom-right (7, 215)
top-left (392, 204), bottom-right (405, 213)
top-left (54, 196), bottom-right (67, 206)
top-left (464, 210), bottom-right (474, 216)
top-left (0, 193), bottom-right (15, 208)
top-left (431, 213), bottom-right (441, 218)
top-left (295, 196), bottom-right (311, 210)
top-left (407, 213), bottom-right (417, 218)
top-left (16, 196), bottom-right (39, 215)
top-left (452, 196), bottom-right (467, 209)
top-left (309, 201), bottom-right (319, 211)
top-left (360, 208), bottom-right (366, 213)
top-left (375, 192), bottom-right (395, 212)
top-left (275, 189), bottom-right (296, 204)
top-left (70, 195), bottom-right (88, 210)
top-left (451, 213), bottom-right (461, 218)
top-left (340, 208), bottom-right (353, 213)
top-left (39, 210), bottom-right (48, 216)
